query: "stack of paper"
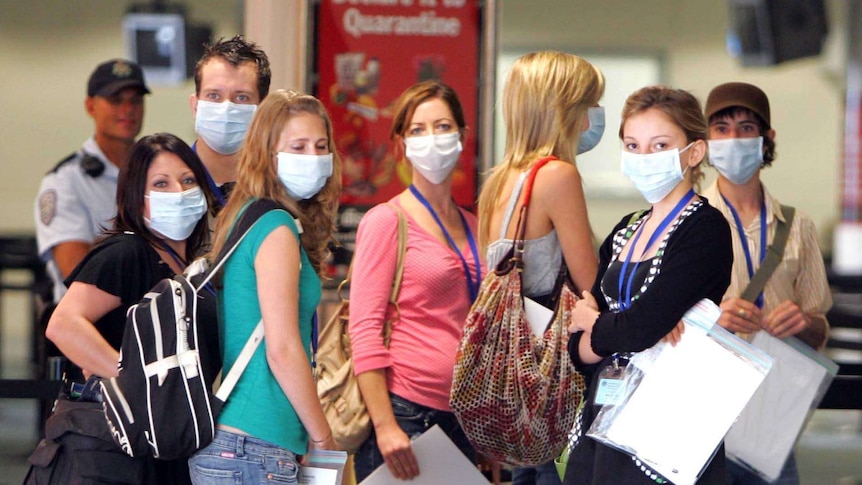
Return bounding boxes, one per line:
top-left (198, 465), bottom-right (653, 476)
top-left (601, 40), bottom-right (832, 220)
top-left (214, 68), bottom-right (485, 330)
top-left (359, 425), bottom-right (489, 485)
top-left (300, 449), bottom-right (349, 485)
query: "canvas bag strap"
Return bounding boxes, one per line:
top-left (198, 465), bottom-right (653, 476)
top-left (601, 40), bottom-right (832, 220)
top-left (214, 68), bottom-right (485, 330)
top-left (332, 201), bottom-right (407, 349)
top-left (740, 204), bottom-right (796, 303)
top-left (382, 202), bottom-right (408, 348)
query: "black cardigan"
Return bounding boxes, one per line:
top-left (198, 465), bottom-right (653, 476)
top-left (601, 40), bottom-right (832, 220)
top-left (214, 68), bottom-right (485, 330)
top-left (565, 199), bottom-right (733, 485)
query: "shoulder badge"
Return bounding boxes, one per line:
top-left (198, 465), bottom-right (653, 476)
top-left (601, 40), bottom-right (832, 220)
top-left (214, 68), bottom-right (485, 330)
top-left (39, 190), bottom-right (58, 226)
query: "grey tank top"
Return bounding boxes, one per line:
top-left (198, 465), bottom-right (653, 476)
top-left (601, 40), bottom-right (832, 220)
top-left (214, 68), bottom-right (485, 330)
top-left (486, 171), bottom-right (562, 297)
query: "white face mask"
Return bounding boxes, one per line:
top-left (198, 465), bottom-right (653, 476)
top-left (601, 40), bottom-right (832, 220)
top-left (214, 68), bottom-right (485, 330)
top-left (145, 186), bottom-right (208, 241)
top-left (621, 143), bottom-right (693, 204)
top-left (708, 137), bottom-right (763, 185)
top-left (194, 100), bottom-right (258, 155)
top-left (578, 106), bottom-right (605, 154)
top-left (403, 132), bottom-right (462, 185)
top-left (277, 152), bottom-right (333, 200)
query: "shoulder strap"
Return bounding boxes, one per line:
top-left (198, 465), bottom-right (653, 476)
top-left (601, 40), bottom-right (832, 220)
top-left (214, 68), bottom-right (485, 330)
top-left (512, 156), bottom-right (557, 257)
top-left (335, 202), bottom-right (407, 349)
top-left (500, 172), bottom-right (530, 239)
top-left (197, 199), bottom-right (285, 291)
top-left (383, 202), bottom-right (408, 348)
top-left (206, 199), bottom-right (286, 402)
top-left (740, 205), bottom-right (796, 303)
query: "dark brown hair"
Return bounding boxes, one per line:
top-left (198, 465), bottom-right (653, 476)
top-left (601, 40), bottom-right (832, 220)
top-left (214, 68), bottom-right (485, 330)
top-left (194, 35), bottom-right (271, 100)
top-left (105, 133), bottom-right (214, 261)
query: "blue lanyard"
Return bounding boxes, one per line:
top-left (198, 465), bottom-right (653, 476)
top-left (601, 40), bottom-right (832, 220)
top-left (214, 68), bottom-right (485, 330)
top-left (409, 185), bottom-right (482, 302)
top-left (160, 241), bottom-right (216, 297)
top-left (192, 141), bottom-right (227, 208)
top-left (618, 190), bottom-right (695, 310)
top-left (722, 194), bottom-right (767, 308)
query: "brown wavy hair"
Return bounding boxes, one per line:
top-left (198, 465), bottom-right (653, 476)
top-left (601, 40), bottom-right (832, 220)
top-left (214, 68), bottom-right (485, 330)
top-left (619, 85), bottom-right (709, 189)
top-left (209, 90), bottom-right (342, 275)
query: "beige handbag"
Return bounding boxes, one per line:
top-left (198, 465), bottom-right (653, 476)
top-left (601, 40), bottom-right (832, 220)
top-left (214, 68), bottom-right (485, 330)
top-left (316, 204), bottom-right (407, 453)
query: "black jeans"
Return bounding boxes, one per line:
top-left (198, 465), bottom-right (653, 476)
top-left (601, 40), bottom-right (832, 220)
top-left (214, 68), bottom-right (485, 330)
top-left (353, 393), bottom-right (477, 482)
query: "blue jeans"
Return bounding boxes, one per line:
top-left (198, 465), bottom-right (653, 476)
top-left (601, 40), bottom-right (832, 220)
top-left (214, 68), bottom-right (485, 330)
top-left (189, 429), bottom-right (300, 485)
top-left (353, 393), bottom-right (477, 482)
top-left (513, 460), bottom-right (563, 485)
top-left (727, 452), bottom-right (799, 485)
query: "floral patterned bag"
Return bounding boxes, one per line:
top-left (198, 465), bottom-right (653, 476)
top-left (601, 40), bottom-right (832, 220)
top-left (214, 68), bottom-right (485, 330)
top-left (450, 157), bottom-right (586, 466)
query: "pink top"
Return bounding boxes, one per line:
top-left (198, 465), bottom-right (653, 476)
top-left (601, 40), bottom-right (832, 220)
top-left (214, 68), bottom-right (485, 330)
top-left (348, 198), bottom-right (481, 411)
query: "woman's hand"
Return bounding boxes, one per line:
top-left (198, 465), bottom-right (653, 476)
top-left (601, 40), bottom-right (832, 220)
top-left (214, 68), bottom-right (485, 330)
top-left (375, 422), bottom-right (420, 480)
top-left (569, 290), bottom-right (600, 334)
top-left (661, 320), bottom-right (685, 346)
top-left (308, 432), bottom-right (339, 452)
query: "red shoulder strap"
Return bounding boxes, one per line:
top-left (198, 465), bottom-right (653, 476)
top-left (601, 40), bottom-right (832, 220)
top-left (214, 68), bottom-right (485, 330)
top-left (520, 156), bottom-right (557, 208)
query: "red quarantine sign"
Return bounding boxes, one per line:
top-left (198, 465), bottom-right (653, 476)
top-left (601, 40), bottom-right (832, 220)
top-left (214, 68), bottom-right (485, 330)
top-left (314, 0), bottom-right (481, 208)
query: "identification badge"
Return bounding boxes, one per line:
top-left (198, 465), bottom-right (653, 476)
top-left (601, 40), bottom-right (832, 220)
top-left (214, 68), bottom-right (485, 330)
top-left (593, 355), bottom-right (629, 406)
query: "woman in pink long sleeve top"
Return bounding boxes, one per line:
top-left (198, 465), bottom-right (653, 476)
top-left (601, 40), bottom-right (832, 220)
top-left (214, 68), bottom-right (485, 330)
top-left (349, 80), bottom-right (482, 482)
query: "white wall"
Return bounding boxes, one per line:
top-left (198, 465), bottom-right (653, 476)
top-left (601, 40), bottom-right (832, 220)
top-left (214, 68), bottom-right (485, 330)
top-left (0, 0), bottom-right (845, 246)
top-left (499, 0), bottom-right (845, 249)
top-left (0, 0), bottom-right (244, 232)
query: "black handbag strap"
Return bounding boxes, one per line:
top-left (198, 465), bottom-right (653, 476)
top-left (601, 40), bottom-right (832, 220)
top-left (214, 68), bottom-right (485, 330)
top-left (197, 198), bottom-right (286, 291)
top-left (740, 204), bottom-right (796, 303)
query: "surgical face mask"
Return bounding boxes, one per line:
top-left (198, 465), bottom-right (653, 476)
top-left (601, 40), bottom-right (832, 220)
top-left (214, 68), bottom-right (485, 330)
top-left (621, 143), bottom-right (693, 204)
top-left (578, 106), bottom-right (605, 154)
top-left (708, 137), bottom-right (763, 185)
top-left (403, 132), bottom-right (462, 185)
top-left (277, 152), bottom-right (333, 200)
top-left (145, 186), bottom-right (208, 241)
top-left (194, 100), bottom-right (257, 155)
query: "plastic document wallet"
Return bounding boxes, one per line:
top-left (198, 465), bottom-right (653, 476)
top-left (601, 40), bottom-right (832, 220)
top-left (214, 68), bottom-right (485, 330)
top-left (724, 332), bottom-right (838, 482)
top-left (586, 299), bottom-right (774, 485)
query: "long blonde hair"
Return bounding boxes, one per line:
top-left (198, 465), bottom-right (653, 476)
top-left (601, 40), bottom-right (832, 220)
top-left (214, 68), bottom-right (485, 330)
top-left (477, 51), bottom-right (604, 248)
top-left (209, 89), bottom-right (342, 275)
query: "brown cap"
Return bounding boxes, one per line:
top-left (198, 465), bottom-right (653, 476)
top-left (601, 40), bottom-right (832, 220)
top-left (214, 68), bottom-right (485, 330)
top-left (87, 59), bottom-right (150, 97)
top-left (705, 82), bottom-right (770, 128)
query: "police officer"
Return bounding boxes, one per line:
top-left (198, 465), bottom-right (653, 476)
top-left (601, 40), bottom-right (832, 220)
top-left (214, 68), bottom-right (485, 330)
top-left (34, 59), bottom-right (150, 305)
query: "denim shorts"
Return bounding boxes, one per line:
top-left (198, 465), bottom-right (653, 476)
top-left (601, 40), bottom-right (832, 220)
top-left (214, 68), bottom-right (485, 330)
top-left (189, 429), bottom-right (299, 485)
top-left (353, 393), bottom-right (476, 482)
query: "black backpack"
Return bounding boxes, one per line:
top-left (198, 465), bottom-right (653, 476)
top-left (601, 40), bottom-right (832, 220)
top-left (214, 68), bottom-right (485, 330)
top-left (100, 199), bottom-right (282, 460)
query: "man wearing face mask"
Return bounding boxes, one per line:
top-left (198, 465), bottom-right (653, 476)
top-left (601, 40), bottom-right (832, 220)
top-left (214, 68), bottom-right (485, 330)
top-left (702, 82), bottom-right (832, 485)
top-left (190, 35), bottom-right (271, 211)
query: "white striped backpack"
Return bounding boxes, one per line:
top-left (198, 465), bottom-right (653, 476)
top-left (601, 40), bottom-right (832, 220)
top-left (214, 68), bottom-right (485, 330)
top-left (100, 199), bottom-right (281, 460)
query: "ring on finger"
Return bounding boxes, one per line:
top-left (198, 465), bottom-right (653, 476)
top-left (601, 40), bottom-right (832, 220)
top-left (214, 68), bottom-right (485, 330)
top-left (737, 309), bottom-right (746, 318)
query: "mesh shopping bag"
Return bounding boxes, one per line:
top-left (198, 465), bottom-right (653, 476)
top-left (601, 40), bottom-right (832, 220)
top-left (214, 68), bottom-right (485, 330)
top-left (450, 157), bottom-right (586, 466)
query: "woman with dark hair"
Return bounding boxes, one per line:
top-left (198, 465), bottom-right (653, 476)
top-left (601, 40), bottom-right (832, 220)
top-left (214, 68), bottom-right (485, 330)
top-left (350, 80), bottom-right (482, 481)
top-left (44, 132), bottom-right (216, 484)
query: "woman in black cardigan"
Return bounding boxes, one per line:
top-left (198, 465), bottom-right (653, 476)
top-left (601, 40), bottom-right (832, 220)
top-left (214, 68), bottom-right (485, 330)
top-left (565, 85), bottom-right (733, 485)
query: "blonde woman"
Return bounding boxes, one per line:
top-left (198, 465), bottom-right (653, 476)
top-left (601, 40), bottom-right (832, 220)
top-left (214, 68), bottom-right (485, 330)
top-left (477, 51), bottom-right (605, 485)
top-left (189, 90), bottom-right (341, 484)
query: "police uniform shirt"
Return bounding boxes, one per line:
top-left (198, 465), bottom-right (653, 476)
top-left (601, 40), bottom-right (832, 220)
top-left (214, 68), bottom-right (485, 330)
top-left (35, 137), bottom-right (119, 302)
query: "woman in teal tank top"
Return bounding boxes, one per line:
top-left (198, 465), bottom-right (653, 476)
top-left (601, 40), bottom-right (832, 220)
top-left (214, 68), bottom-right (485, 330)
top-left (189, 90), bottom-right (342, 484)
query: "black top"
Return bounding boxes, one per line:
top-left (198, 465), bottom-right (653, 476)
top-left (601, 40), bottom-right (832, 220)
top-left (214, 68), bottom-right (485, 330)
top-left (565, 199), bottom-right (733, 485)
top-left (66, 233), bottom-right (220, 385)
